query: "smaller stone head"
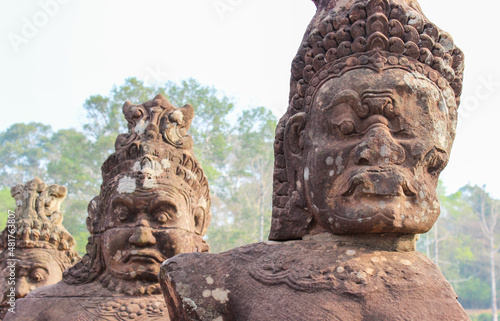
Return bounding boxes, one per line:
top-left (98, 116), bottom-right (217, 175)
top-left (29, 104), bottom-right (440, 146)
top-left (0, 178), bottom-right (80, 306)
top-left (64, 94), bottom-right (211, 289)
top-left (270, 0), bottom-right (464, 239)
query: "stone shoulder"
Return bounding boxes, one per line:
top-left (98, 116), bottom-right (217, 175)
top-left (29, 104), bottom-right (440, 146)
top-left (160, 240), bottom-right (469, 321)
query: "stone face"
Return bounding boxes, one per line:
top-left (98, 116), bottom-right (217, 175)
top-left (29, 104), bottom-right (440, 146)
top-left (5, 94), bottom-right (211, 321)
top-left (161, 237), bottom-right (469, 321)
top-left (0, 178), bottom-right (80, 319)
top-left (292, 67), bottom-right (450, 235)
top-left (270, 0), bottom-right (463, 240)
top-left (160, 0), bottom-right (468, 319)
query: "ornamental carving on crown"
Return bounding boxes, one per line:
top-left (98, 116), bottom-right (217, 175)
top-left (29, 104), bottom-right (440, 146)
top-left (0, 178), bottom-right (80, 318)
top-left (102, 94), bottom-right (199, 189)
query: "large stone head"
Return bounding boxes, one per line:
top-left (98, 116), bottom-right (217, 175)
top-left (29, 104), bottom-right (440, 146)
top-left (270, 0), bottom-right (464, 240)
top-left (63, 94), bottom-right (211, 293)
top-left (0, 178), bottom-right (80, 307)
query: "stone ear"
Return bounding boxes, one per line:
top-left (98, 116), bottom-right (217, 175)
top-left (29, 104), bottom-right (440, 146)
top-left (285, 112), bottom-right (307, 158)
top-left (193, 207), bottom-right (211, 236)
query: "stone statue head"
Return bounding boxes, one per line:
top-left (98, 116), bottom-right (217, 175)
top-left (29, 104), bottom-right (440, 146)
top-left (63, 94), bottom-right (211, 295)
top-left (0, 178), bottom-right (80, 306)
top-left (270, 0), bottom-right (464, 240)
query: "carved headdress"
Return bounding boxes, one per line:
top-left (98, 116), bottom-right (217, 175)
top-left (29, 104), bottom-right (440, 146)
top-left (270, 0), bottom-right (464, 240)
top-left (0, 178), bottom-right (80, 266)
top-left (64, 94), bottom-right (211, 285)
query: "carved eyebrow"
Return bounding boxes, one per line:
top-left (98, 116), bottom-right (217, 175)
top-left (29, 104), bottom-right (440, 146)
top-left (17, 263), bottom-right (48, 271)
top-left (360, 90), bottom-right (394, 100)
top-left (111, 196), bottom-right (134, 209)
top-left (31, 265), bottom-right (49, 273)
top-left (17, 264), bottom-right (31, 270)
top-left (150, 198), bottom-right (178, 213)
top-left (326, 90), bottom-right (361, 110)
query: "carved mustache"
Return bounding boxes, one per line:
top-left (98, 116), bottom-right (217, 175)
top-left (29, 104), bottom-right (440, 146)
top-left (122, 249), bottom-right (166, 263)
top-left (341, 168), bottom-right (417, 197)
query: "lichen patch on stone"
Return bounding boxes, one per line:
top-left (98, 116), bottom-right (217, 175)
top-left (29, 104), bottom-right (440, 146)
top-left (161, 159), bottom-right (171, 169)
top-left (211, 288), bottom-right (230, 304)
top-left (346, 250), bottom-right (356, 256)
top-left (134, 119), bottom-right (150, 135)
top-left (117, 176), bottom-right (136, 194)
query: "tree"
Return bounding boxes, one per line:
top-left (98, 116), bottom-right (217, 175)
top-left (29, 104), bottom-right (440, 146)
top-left (45, 129), bottom-right (101, 254)
top-left (83, 78), bottom-right (158, 141)
top-left (230, 107), bottom-right (276, 241)
top-left (417, 183), bottom-right (490, 310)
top-left (461, 185), bottom-right (500, 321)
top-left (0, 123), bottom-right (52, 187)
top-left (206, 107), bottom-right (276, 252)
top-left (163, 78), bottom-right (234, 186)
top-left (0, 187), bottom-right (15, 230)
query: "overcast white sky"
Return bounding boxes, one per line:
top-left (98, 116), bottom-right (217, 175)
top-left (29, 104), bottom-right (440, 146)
top-left (1, 0), bottom-right (499, 198)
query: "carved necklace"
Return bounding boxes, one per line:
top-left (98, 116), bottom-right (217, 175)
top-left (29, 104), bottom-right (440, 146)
top-left (98, 271), bottom-right (162, 296)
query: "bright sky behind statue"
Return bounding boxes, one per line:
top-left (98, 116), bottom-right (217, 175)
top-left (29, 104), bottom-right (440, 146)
top-left (0, 0), bottom-right (499, 198)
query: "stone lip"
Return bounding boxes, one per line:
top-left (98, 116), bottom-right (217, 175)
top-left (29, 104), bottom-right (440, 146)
top-left (160, 240), bottom-right (470, 321)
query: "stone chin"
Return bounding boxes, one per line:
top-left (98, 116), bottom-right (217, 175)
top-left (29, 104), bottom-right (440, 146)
top-left (307, 165), bottom-right (442, 234)
top-left (310, 195), bottom-right (441, 235)
top-left (102, 228), bottom-right (202, 282)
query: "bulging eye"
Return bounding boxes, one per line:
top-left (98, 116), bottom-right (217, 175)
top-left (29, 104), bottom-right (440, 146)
top-left (115, 206), bottom-right (129, 221)
top-left (339, 120), bottom-right (355, 135)
top-left (30, 269), bottom-right (46, 282)
top-left (156, 212), bottom-right (172, 223)
top-left (384, 103), bottom-right (397, 118)
top-left (118, 211), bottom-right (128, 221)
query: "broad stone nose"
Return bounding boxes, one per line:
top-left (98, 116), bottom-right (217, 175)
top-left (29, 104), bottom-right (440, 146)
top-left (15, 277), bottom-right (30, 299)
top-left (129, 219), bottom-right (156, 246)
top-left (354, 124), bottom-right (405, 166)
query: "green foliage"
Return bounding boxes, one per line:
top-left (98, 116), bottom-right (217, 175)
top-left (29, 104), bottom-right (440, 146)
top-left (469, 311), bottom-right (493, 321)
top-left (0, 123), bottom-right (52, 187)
top-left (0, 187), bottom-right (15, 230)
top-left (418, 182), bottom-right (500, 311)
top-left (204, 106), bottom-right (276, 253)
top-left (83, 78), bottom-right (158, 140)
top-left (47, 129), bottom-right (100, 197)
top-left (457, 277), bottom-right (491, 309)
top-left (60, 199), bottom-right (90, 255)
top-left (163, 78), bottom-right (234, 185)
